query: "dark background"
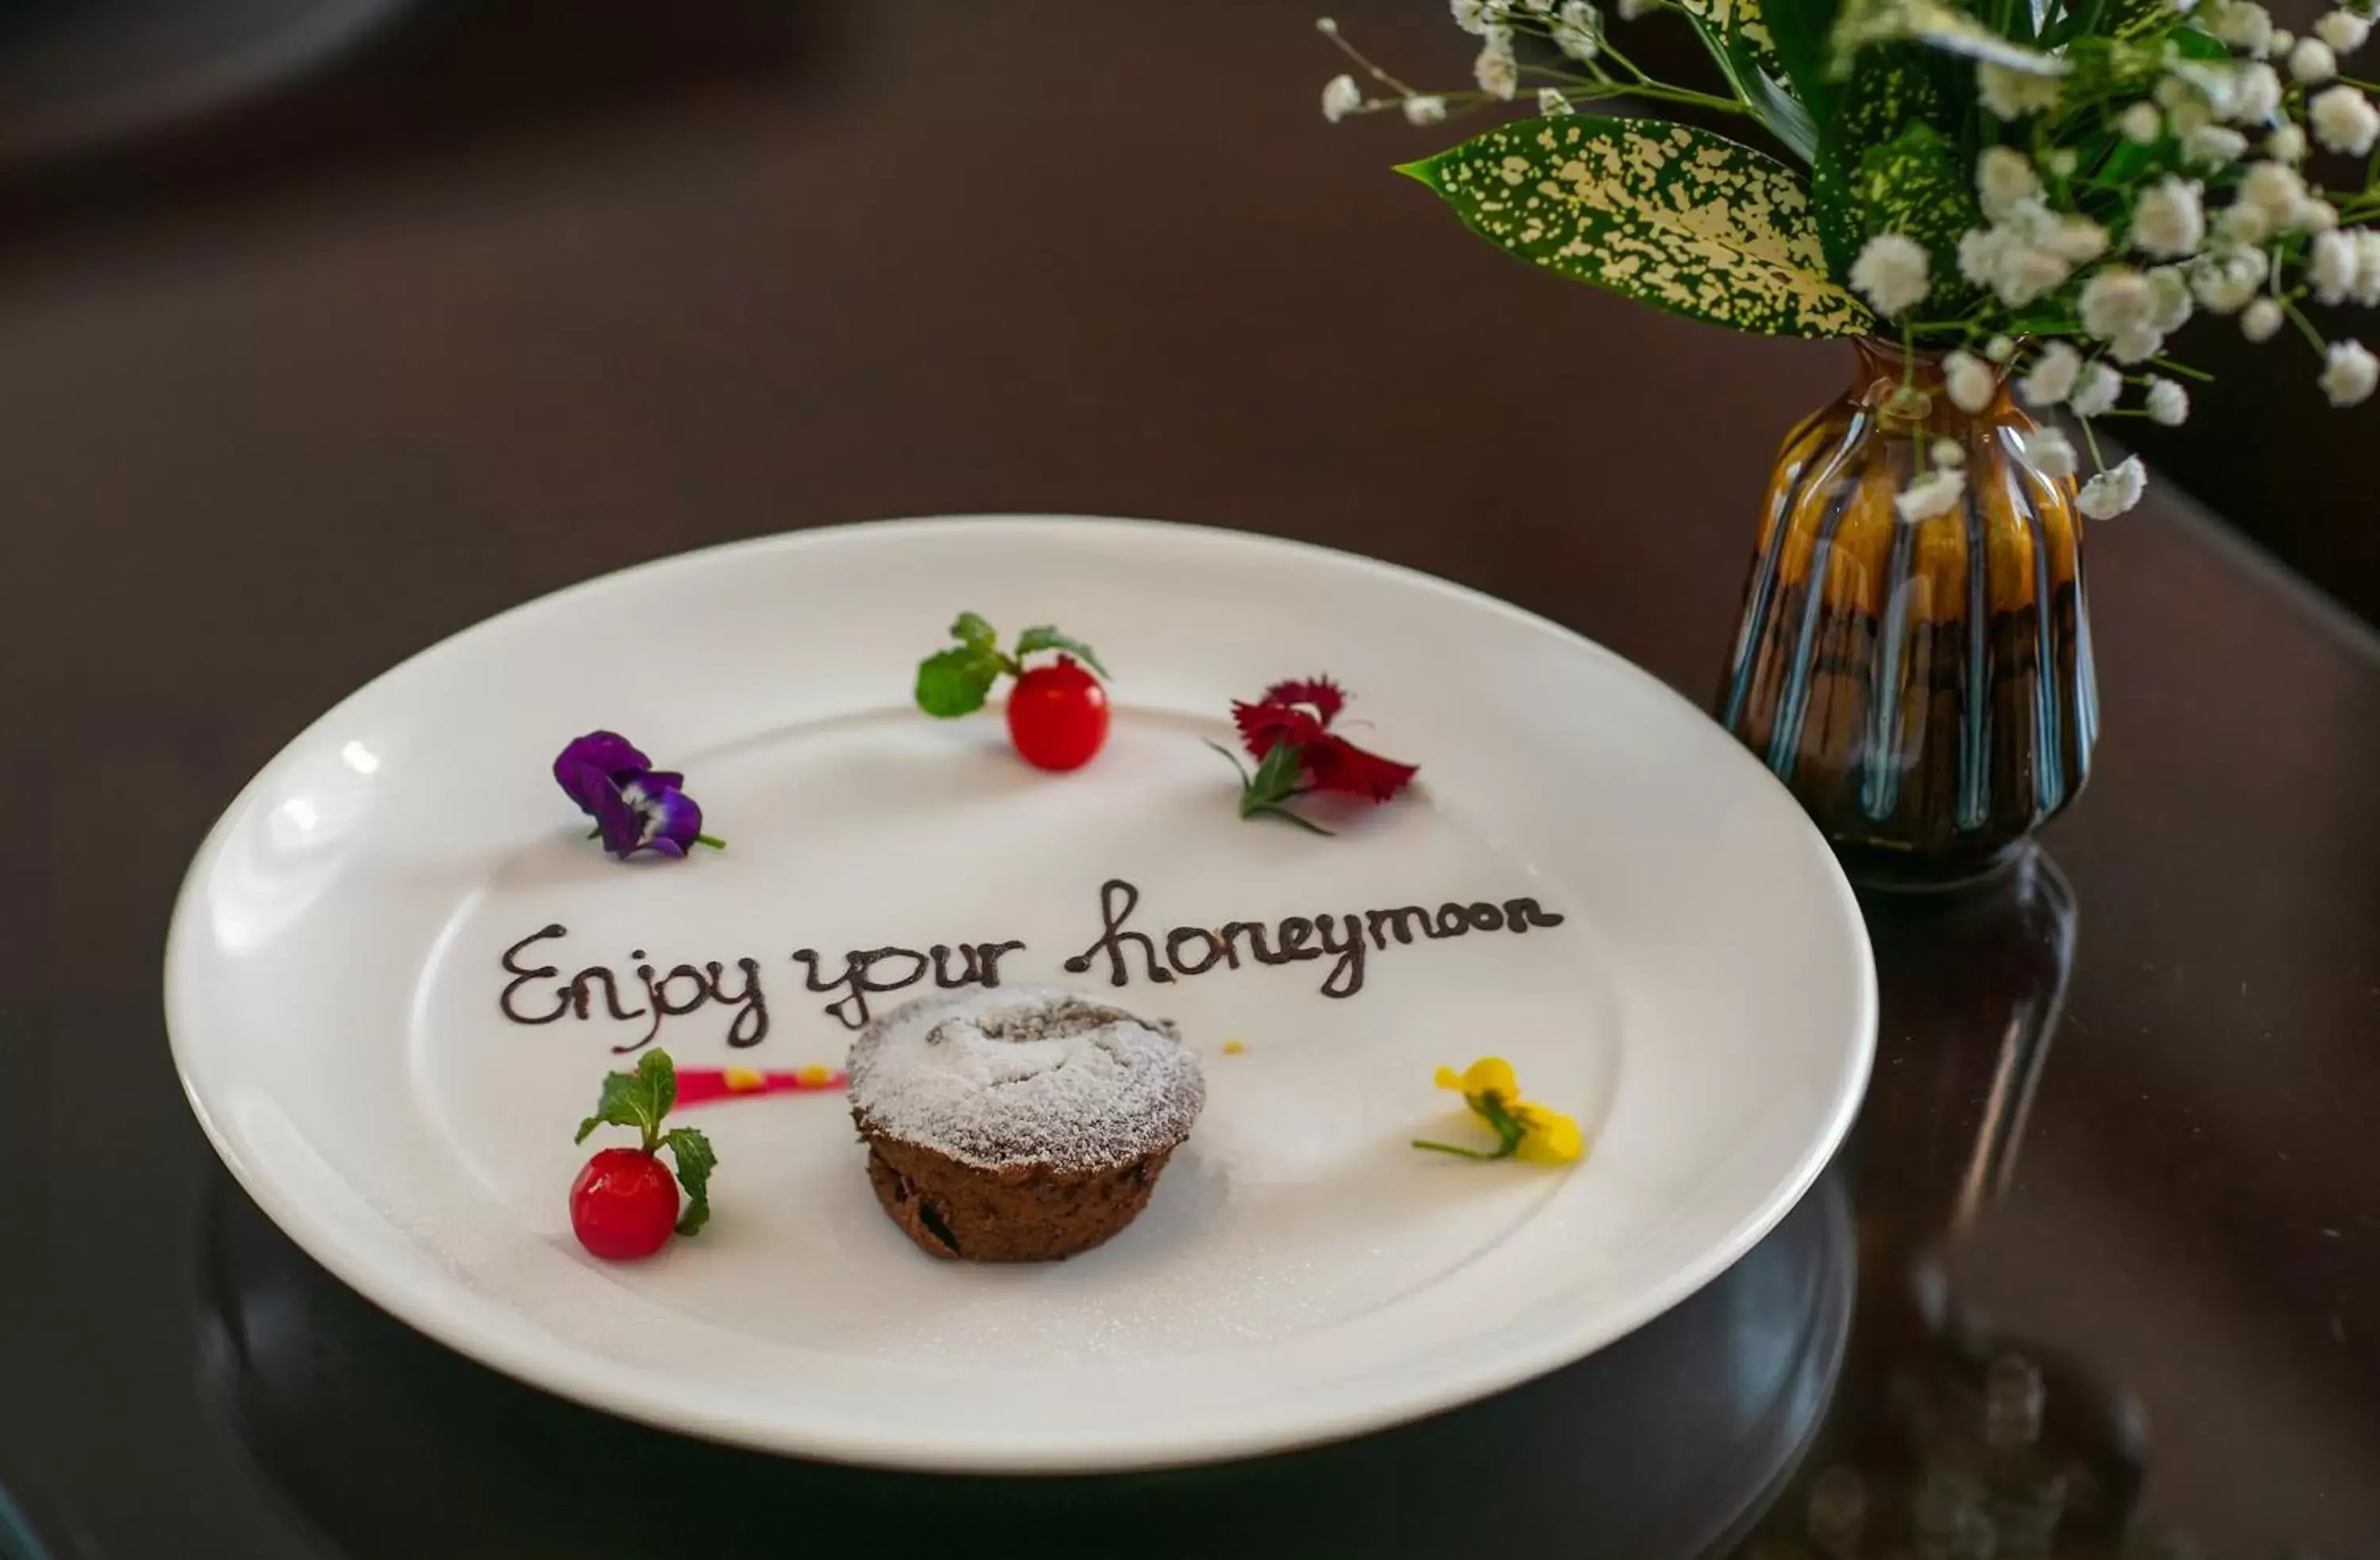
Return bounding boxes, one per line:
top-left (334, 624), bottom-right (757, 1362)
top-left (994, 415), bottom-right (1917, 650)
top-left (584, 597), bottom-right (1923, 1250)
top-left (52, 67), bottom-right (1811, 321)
top-left (6, 4), bottom-right (2378, 1558)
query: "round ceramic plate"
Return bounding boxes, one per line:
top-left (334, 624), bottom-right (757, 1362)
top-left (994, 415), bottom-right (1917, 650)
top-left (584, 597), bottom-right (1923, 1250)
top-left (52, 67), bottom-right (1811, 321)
top-left (166, 516), bottom-right (1874, 1473)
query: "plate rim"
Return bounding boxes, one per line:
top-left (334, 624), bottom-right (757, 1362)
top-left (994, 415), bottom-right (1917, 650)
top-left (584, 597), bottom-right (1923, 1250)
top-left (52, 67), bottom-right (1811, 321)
top-left (164, 512), bottom-right (1876, 1471)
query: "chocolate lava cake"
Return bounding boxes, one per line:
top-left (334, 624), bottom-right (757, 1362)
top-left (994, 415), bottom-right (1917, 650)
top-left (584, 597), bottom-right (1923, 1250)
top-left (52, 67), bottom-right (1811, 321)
top-left (846, 986), bottom-right (1205, 1262)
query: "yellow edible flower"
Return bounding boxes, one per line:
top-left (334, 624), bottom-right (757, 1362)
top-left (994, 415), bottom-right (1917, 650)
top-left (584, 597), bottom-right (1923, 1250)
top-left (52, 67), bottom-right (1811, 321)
top-left (1418, 1055), bottom-right (1583, 1166)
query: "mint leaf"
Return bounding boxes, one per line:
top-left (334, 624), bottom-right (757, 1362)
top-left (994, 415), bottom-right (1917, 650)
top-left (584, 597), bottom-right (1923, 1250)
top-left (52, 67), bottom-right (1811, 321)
top-left (575, 1049), bottom-right (678, 1149)
top-left (950, 612), bottom-right (999, 655)
top-left (636, 1048), bottom-right (677, 1124)
top-left (916, 645), bottom-right (1002, 717)
top-left (575, 1066), bottom-right (653, 1145)
top-left (664, 1127), bottom-right (718, 1236)
top-left (1013, 626), bottom-right (1108, 678)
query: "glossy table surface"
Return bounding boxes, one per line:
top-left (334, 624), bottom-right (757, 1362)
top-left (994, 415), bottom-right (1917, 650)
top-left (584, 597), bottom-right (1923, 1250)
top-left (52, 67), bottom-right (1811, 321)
top-left (6, 3), bottom-right (2378, 1556)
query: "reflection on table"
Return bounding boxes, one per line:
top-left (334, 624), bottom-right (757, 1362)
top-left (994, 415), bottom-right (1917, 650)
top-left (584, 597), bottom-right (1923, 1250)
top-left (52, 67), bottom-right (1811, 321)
top-left (198, 1140), bottom-right (1850, 1558)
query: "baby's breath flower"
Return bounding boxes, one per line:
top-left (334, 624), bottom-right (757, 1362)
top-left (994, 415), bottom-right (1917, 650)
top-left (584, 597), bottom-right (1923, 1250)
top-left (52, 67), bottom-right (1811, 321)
top-left (2048, 148), bottom-right (2080, 178)
top-left (1322, 74), bottom-right (1364, 123)
top-left (2292, 37), bottom-right (2341, 80)
top-left (1985, 333), bottom-right (2017, 363)
top-left (2220, 200), bottom-right (2275, 244)
top-left (1553, 0), bottom-right (1603, 60)
top-left (2044, 211), bottom-right (2111, 262)
top-left (1945, 349), bottom-right (1998, 412)
top-left (2313, 229), bottom-right (2360, 302)
top-left (1403, 94), bottom-right (1449, 125)
top-left (2190, 243), bottom-right (2269, 311)
top-left (2228, 62), bottom-right (2283, 123)
top-left (2070, 360), bottom-right (2125, 417)
top-left (2020, 340), bottom-right (2084, 405)
top-left (2131, 177), bottom-right (2206, 256)
top-left (2242, 296), bottom-right (2287, 340)
top-left (2320, 338), bottom-right (2379, 405)
top-left (1897, 466), bottom-right (1966, 522)
top-left (2080, 266), bottom-right (2156, 339)
top-left (2316, 10), bottom-right (2372, 53)
top-left (2352, 230), bottom-right (2380, 305)
top-left (2239, 160), bottom-right (2309, 226)
top-left (1451, 0), bottom-right (1495, 35)
top-left (2267, 123), bottom-right (2309, 160)
top-left (1932, 438), bottom-right (1967, 467)
top-left (1537, 86), bottom-right (1575, 114)
top-left (2313, 84), bottom-right (2380, 153)
top-left (2271, 28), bottom-right (2297, 55)
top-left (1618, 0), bottom-right (1656, 17)
top-left (2111, 325), bottom-right (2167, 363)
top-left (1977, 146), bottom-right (2040, 219)
top-left (2023, 425), bottom-right (2080, 478)
top-left (2182, 123), bottom-right (2248, 163)
top-left (1474, 26), bottom-right (1520, 99)
top-left (2148, 265), bottom-right (2195, 330)
top-left (2145, 376), bottom-right (2192, 424)
top-left (1979, 63), bottom-right (2062, 118)
top-left (2304, 198), bottom-right (2342, 232)
top-left (1850, 232), bottom-right (1932, 317)
top-left (2079, 455), bottom-right (2148, 519)
top-left (2120, 102), bottom-right (2166, 142)
top-left (2213, 2), bottom-right (2274, 53)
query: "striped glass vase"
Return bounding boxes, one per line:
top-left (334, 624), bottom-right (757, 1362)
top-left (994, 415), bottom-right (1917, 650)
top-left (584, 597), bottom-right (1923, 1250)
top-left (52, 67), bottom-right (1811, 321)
top-left (1716, 339), bottom-right (2098, 888)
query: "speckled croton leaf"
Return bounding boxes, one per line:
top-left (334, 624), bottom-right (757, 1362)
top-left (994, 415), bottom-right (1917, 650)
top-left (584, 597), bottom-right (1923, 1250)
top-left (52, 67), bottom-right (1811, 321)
top-left (1672, 0), bottom-right (1820, 163)
top-left (1809, 45), bottom-right (1979, 301)
top-left (1399, 117), bottom-right (1872, 340)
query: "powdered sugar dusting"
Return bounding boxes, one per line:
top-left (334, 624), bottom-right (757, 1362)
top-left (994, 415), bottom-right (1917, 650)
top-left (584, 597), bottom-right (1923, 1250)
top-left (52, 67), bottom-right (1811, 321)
top-left (848, 986), bottom-right (1205, 1172)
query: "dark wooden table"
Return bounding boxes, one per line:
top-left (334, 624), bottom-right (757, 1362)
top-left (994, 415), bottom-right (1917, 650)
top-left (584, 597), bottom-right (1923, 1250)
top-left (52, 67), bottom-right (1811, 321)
top-left (7, 2), bottom-right (2378, 1555)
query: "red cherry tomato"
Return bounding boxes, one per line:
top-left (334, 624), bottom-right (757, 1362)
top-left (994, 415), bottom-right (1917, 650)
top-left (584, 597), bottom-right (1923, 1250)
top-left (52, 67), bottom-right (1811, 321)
top-left (570, 1147), bottom-right (680, 1260)
top-left (1005, 656), bottom-right (1110, 771)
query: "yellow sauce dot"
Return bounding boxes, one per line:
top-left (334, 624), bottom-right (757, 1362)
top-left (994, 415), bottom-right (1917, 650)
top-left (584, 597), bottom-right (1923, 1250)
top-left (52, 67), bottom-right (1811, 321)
top-left (724, 1066), bottom-right (767, 1093)
top-left (1222, 1039), bottom-right (1246, 1056)
top-left (795, 1064), bottom-right (837, 1088)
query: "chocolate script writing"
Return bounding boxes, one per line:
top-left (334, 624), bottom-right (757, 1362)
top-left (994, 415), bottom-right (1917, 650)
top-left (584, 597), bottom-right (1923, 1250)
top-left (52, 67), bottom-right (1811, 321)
top-left (496, 878), bottom-right (1564, 1045)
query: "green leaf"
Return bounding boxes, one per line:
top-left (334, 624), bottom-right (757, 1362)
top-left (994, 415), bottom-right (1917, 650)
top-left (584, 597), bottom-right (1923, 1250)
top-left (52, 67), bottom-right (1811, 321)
top-left (1399, 117), bottom-right (1871, 340)
top-left (1012, 626), bottom-right (1109, 678)
top-left (663, 1128), bottom-right (717, 1236)
top-left (2102, 0), bottom-right (2177, 43)
top-left (575, 1053), bottom-right (668, 1147)
top-left (1809, 48), bottom-right (1969, 282)
top-left (949, 612), bottom-right (999, 654)
top-left (1675, 0), bottom-right (1820, 162)
top-left (636, 1048), bottom-right (677, 1124)
top-left (916, 644), bottom-right (1003, 717)
top-left (1205, 738), bottom-right (1334, 836)
top-left (575, 1070), bottom-right (639, 1144)
top-left (1752, 0), bottom-right (1845, 124)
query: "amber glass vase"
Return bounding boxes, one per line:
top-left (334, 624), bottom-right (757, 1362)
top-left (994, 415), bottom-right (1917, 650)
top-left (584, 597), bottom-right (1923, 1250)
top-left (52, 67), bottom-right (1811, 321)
top-left (1717, 340), bottom-right (2098, 887)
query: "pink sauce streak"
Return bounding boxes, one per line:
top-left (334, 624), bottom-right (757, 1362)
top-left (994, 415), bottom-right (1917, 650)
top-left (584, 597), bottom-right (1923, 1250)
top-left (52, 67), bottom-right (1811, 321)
top-left (673, 1068), bottom-right (850, 1108)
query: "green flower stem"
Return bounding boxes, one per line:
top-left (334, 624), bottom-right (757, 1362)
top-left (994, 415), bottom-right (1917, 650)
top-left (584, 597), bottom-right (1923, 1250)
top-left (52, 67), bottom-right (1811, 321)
top-left (695, 833), bottom-right (727, 851)
top-left (2284, 300), bottom-right (2331, 354)
top-left (2146, 357), bottom-right (2213, 383)
top-left (1412, 1094), bottom-right (1526, 1162)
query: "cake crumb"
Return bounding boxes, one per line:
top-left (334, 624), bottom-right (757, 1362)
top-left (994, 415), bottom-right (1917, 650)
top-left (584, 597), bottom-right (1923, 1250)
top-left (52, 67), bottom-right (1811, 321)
top-left (1223, 1039), bottom-right (1246, 1055)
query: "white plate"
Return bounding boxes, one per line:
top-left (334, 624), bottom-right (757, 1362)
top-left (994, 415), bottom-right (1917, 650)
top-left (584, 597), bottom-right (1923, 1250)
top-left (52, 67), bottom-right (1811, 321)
top-left (166, 516), bottom-right (1874, 1473)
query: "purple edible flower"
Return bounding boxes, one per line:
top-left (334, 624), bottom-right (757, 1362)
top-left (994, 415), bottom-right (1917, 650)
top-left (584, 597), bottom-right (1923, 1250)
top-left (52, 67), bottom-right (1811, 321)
top-left (553, 731), bottom-right (724, 859)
